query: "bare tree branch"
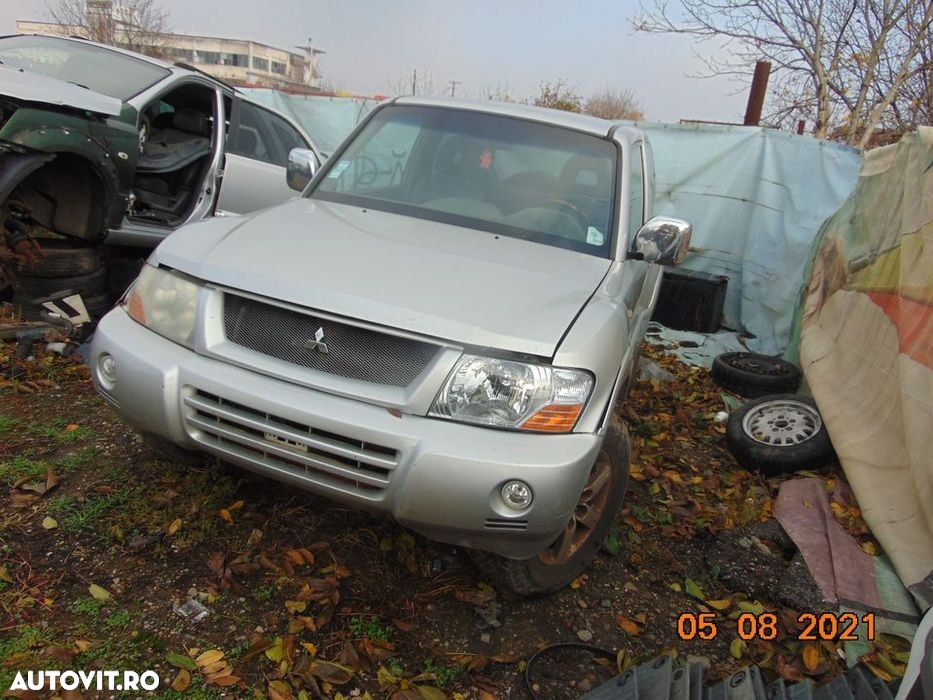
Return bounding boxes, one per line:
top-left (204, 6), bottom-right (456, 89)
top-left (46, 0), bottom-right (170, 54)
top-left (634, 0), bottom-right (933, 145)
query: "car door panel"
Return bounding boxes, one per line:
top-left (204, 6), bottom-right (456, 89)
top-left (216, 98), bottom-right (316, 215)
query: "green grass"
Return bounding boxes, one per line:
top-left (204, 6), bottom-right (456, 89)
top-left (71, 596), bottom-right (105, 618)
top-left (0, 625), bottom-right (58, 689)
top-left (348, 615), bottom-right (393, 642)
top-left (0, 414), bottom-right (16, 433)
top-left (25, 417), bottom-right (96, 444)
top-left (385, 657), bottom-right (404, 677)
top-left (48, 490), bottom-right (131, 531)
top-left (423, 658), bottom-right (461, 688)
top-left (104, 609), bottom-right (131, 629)
top-left (0, 455), bottom-right (49, 486)
top-left (255, 585), bottom-right (275, 601)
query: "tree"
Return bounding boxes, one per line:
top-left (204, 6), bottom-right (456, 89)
top-left (478, 83), bottom-right (516, 102)
top-left (634, 0), bottom-right (933, 147)
top-left (584, 86), bottom-right (644, 120)
top-left (533, 79), bottom-right (582, 112)
top-left (387, 69), bottom-right (436, 97)
top-left (46, 0), bottom-right (170, 54)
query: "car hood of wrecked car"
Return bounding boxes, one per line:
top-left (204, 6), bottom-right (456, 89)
top-left (0, 64), bottom-right (123, 117)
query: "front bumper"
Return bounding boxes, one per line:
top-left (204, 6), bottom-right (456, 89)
top-left (91, 309), bottom-right (604, 558)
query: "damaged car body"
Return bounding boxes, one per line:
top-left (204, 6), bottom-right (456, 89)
top-left (91, 98), bottom-right (691, 594)
top-left (0, 33), bottom-right (321, 322)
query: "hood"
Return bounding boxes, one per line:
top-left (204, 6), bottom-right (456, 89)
top-left (154, 199), bottom-right (611, 357)
top-left (0, 65), bottom-right (122, 116)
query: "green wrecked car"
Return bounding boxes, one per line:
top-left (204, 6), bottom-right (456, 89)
top-left (0, 33), bottom-right (320, 324)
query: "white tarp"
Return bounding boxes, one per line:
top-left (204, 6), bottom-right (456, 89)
top-left (242, 90), bottom-right (863, 354)
top-left (637, 122), bottom-right (862, 354)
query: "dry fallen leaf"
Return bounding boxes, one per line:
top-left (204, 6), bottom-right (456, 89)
top-left (615, 614), bottom-right (642, 636)
top-left (88, 584), bottom-right (112, 602)
top-left (802, 644), bottom-right (821, 672)
top-left (41, 516), bottom-right (58, 530)
top-left (171, 669), bottom-right (191, 692)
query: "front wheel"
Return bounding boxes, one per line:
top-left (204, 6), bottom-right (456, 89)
top-left (469, 417), bottom-right (631, 596)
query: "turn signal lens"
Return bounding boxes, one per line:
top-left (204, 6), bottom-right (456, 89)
top-left (522, 403), bottom-right (585, 432)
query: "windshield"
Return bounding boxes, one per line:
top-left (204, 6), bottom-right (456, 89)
top-left (0, 35), bottom-right (169, 101)
top-left (311, 105), bottom-right (617, 256)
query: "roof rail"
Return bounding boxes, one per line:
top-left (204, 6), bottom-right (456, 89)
top-left (173, 61), bottom-right (238, 92)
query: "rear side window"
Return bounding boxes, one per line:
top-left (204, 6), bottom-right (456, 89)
top-left (230, 101), bottom-right (308, 167)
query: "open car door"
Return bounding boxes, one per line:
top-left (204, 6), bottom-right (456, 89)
top-left (217, 97), bottom-right (320, 215)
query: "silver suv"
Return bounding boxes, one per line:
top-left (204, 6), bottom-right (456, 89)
top-left (91, 98), bottom-right (690, 594)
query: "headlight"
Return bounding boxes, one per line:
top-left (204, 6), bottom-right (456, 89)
top-left (429, 354), bottom-right (593, 432)
top-left (122, 264), bottom-right (200, 348)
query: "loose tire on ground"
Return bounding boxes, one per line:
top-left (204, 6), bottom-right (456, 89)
top-left (12, 266), bottom-right (109, 299)
top-left (11, 291), bottom-right (114, 325)
top-left (469, 417), bottom-right (631, 596)
top-left (21, 239), bottom-right (102, 278)
top-left (726, 394), bottom-right (834, 476)
top-left (711, 352), bottom-right (801, 398)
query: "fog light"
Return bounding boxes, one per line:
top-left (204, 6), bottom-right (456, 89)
top-left (501, 480), bottom-right (533, 510)
top-left (98, 353), bottom-right (116, 384)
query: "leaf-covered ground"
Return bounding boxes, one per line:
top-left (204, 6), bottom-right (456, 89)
top-left (0, 334), bottom-right (907, 699)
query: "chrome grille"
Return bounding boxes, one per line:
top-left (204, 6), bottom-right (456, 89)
top-left (184, 390), bottom-right (398, 496)
top-left (223, 294), bottom-right (439, 387)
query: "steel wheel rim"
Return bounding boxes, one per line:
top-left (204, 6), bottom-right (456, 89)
top-left (742, 400), bottom-right (822, 446)
top-left (539, 450), bottom-right (613, 565)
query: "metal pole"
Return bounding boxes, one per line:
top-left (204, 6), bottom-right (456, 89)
top-left (743, 60), bottom-right (771, 126)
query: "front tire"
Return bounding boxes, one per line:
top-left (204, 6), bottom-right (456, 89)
top-left (470, 417), bottom-right (631, 596)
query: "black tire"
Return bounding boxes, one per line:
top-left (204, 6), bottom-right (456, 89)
top-left (21, 239), bottom-right (102, 278)
top-left (12, 266), bottom-right (109, 299)
top-left (11, 291), bottom-right (114, 323)
top-left (726, 394), bottom-right (834, 476)
top-left (469, 418), bottom-right (631, 596)
top-left (711, 352), bottom-right (801, 397)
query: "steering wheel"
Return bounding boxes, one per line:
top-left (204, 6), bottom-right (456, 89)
top-left (524, 197), bottom-right (590, 235)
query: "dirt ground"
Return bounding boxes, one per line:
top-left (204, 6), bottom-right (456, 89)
top-left (0, 333), bottom-right (904, 699)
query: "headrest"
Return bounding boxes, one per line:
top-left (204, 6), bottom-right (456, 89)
top-left (172, 108), bottom-right (210, 136)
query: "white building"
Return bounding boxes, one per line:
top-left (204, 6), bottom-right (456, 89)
top-left (16, 11), bottom-right (325, 91)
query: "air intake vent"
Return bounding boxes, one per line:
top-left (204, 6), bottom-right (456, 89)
top-left (484, 518), bottom-right (528, 531)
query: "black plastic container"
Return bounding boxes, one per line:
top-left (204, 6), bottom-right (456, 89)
top-left (651, 268), bottom-right (728, 333)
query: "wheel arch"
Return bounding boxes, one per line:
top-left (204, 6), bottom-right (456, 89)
top-left (3, 149), bottom-right (117, 241)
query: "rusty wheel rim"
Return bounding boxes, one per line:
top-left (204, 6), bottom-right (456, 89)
top-left (539, 450), bottom-right (613, 566)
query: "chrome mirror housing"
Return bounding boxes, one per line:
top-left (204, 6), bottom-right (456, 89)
top-left (286, 147), bottom-right (318, 192)
top-left (631, 216), bottom-right (692, 265)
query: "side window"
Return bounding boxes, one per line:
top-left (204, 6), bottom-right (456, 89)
top-left (260, 110), bottom-right (308, 162)
top-left (629, 143), bottom-right (645, 238)
top-left (328, 119), bottom-right (421, 192)
top-left (229, 101), bottom-right (275, 165)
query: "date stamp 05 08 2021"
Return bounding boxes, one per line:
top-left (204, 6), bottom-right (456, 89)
top-left (676, 611), bottom-right (876, 642)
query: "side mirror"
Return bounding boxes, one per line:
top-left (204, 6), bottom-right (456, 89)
top-left (286, 147), bottom-right (318, 191)
top-left (631, 216), bottom-right (692, 265)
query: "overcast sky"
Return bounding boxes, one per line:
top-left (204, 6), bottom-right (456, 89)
top-left (1, 0), bottom-right (750, 122)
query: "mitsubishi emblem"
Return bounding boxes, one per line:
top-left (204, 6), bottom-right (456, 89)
top-left (303, 327), bottom-right (329, 354)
